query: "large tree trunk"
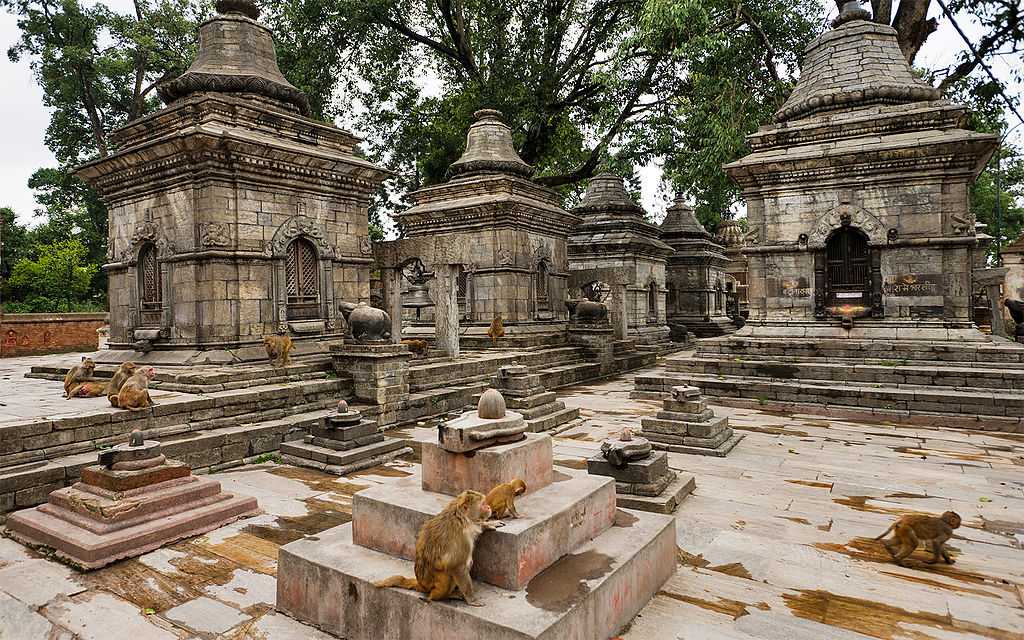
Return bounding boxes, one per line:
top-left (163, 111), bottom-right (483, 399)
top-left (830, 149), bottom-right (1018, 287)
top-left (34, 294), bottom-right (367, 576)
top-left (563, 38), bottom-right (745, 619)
top-left (892, 0), bottom-right (938, 64)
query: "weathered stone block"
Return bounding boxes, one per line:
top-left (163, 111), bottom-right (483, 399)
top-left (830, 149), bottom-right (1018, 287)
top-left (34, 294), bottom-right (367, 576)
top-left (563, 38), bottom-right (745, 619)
top-left (420, 433), bottom-right (553, 496)
top-left (586, 451), bottom-right (668, 485)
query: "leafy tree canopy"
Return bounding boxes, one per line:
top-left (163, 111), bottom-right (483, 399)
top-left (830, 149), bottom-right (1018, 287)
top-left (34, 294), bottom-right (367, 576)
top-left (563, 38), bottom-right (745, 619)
top-left (6, 239), bottom-right (100, 312)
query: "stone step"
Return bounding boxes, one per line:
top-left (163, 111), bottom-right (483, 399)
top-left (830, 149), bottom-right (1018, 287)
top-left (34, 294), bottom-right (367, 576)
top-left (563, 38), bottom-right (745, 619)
top-left (280, 438), bottom-right (408, 468)
top-left (407, 347), bottom-right (588, 390)
top-left (277, 509), bottom-right (676, 640)
top-left (641, 415), bottom-right (729, 438)
top-left (351, 472), bottom-right (616, 590)
top-left (651, 433), bottom-right (745, 458)
top-left (615, 472), bottom-right (696, 514)
top-left (669, 355), bottom-right (1024, 390)
top-left (635, 373), bottom-right (1024, 431)
top-left (526, 406), bottom-right (581, 433)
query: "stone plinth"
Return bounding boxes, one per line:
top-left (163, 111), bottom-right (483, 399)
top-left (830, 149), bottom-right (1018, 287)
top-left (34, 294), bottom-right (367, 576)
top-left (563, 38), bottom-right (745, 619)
top-left (5, 438), bottom-right (257, 570)
top-left (421, 433), bottom-right (554, 496)
top-left (641, 386), bottom-right (744, 457)
top-left (352, 471), bottom-right (615, 590)
top-left (473, 365), bottom-right (580, 433)
top-left (568, 322), bottom-right (616, 375)
top-left (280, 401), bottom-right (411, 476)
top-left (330, 341), bottom-right (411, 425)
top-left (587, 433), bottom-right (695, 514)
top-left (436, 410), bottom-right (528, 453)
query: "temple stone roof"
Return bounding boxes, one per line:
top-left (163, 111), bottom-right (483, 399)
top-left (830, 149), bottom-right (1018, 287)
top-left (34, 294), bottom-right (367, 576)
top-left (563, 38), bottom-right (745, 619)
top-left (568, 174), bottom-right (671, 257)
top-left (574, 173), bottom-right (644, 217)
top-left (660, 196), bottom-right (711, 239)
top-left (448, 109), bottom-right (534, 179)
top-left (773, 2), bottom-right (939, 123)
top-left (715, 218), bottom-right (745, 248)
top-left (157, 0), bottom-right (310, 115)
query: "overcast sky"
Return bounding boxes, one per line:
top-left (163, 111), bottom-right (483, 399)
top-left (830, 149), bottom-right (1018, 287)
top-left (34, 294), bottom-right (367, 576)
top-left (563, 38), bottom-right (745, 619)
top-left (1, 0), bottom-right (1021, 226)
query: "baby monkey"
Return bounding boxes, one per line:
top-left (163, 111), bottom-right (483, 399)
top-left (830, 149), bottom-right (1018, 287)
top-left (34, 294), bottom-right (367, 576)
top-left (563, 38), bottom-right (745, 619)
top-left (875, 511), bottom-right (961, 566)
top-left (484, 478), bottom-right (526, 519)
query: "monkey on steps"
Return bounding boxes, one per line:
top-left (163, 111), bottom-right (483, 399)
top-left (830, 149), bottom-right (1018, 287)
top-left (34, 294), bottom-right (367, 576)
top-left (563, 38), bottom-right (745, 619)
top-left (875, 511), bottom-right (961, 566)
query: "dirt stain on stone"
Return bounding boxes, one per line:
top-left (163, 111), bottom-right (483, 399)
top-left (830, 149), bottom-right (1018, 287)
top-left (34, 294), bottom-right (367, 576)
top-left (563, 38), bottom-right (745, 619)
top-left (657, 590), bottom-right (768, 619)
top-left (85, 559), bottom-right (199, 613)
top-left (613, 510), bottom-right (638, 528)
top-left (708, 562), bottom-right (753, 580)
top-left (243, 498), bottom-right (352, 546)
top-left (268, 465), bottom-right (352, 492)
top-left (559, 433), bottom-right (596, 442)
top-left (782, 589), bottom-right (1019, 640)
top-left (677, 548), bottom-right (710, 568)
top-left (786, 479), bottom-right (832, 489)
top-left (780, 516), bottom-right (812, 525)
top-left (349, 465), bottom-right (413, 478)
top-left (735, 425), bottom-right (810, 437)
top-left (831, 495), bottom-right (929, 517)
top-left (553, 458), bottom-right (587, 470)
top-left (165, 542), bottom-right (241, 586)
top-left (200, 532), bottom-right (280, 576)
top-left (525, 550), bottom-right (613, 612)
top-left (877, 570), bottom-right (1000, 599)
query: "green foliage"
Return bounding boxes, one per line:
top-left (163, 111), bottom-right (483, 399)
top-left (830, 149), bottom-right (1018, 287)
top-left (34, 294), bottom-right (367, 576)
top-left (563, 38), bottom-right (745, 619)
top-left (1, 207), bottom-right (33, 281)
top-left (6, 239), bottom-right (100, 312)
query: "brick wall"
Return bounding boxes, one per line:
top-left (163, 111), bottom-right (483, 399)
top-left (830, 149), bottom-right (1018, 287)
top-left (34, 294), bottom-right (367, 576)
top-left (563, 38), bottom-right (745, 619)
top-left (0, 313), bottom-right (108, 358)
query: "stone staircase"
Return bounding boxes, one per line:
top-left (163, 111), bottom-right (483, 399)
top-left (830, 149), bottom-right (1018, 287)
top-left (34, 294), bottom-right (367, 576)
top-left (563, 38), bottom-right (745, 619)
top-left (634, 336), bottom-right (1024, 432)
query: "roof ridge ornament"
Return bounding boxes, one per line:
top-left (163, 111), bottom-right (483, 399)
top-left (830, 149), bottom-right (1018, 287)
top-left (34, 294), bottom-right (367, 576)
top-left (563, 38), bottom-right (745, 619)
top-left (447, 109), bottom-right (535, 179)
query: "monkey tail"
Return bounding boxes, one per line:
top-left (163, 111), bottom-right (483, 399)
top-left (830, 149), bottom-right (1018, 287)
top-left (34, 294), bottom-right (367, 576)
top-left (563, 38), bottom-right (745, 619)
top-left (874, 523), bottom-right (896, 540)
top-left (374, 575), bottom-right (421, 591)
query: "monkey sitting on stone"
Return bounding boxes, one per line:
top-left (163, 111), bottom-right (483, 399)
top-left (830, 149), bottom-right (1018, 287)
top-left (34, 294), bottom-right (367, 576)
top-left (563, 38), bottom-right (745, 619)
top-left (63, 356), bottom-right (97, 398)
top-left (484, 478), bottom-right (526, 519)
top-left (263, 334), bottom-right (294, 368)
top-left (106, 361), bottom-right (137, 407)
top-left (875, 511), bottom-right (961, 566)
top-left (116, 366), bottom-right (156, 410)
top-left (375, 490), bottom-right (501, 605)
top-left (67, 382), bottom-right (107, 398)
top-left (401, 339), bottom-right (430, 358)
top-left (486, 314), bottom-right (504, 346)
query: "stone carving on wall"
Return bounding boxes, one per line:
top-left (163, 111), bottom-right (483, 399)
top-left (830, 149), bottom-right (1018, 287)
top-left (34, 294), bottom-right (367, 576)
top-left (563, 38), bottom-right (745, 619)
top-left (358, 236), bottom-right (373, 256)
top-left (532, 241), bottom-right (552, 264)
top-left (498, 247), bottom-right (514, 266)
top-left (743, 228), bottom-right (760, 246)
top-left (950, 213), bottom-right (973, 236)
top-left (266, 215), bottom-right (337, 258)
top-left (807, 205), bottom-right (885, 247)
top-left (201, 223), bottom-right (231, 247)
top-left (119, 222), bottom-right (176, 262)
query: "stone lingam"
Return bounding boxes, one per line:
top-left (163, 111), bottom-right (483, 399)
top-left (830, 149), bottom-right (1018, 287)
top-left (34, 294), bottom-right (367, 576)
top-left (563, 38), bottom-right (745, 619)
top-left (277, 390), bottom-right (677, 639)
top-left (471, 364), bottom-right (581, 434)
top-left (280, 399), bottom-right (412, 475)
top-left (587, 428), bottom-right (695, 514)
top-left (5, 430), bottom-right (258, 570)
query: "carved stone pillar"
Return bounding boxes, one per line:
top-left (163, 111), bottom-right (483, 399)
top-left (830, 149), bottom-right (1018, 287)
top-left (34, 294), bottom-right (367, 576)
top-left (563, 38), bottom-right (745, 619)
top-left (430, 264), bottom-right (460, 359)
top-left (387, 268), bottom-right (403, 344)
top-left (612, 284), bottom-right (628, 340)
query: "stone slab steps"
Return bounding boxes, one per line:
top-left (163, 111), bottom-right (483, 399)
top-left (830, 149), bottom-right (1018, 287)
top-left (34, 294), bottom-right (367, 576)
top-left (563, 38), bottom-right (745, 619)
top-left (276, 511), bottom-right (676, 640)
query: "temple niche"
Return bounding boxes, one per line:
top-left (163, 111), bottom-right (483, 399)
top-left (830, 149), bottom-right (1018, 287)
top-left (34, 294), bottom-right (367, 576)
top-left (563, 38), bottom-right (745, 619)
top-left (715, 217), bottom-right (749, 320)
top-left (723, 1), bottom-right (996, 339)
top-left (660, 196), bottom-right (736, 337)
top-left (568, 174), bottom-right (673, 346)
top-left (378, 109), bottom-right (580, 349)
top-left (76, 0), bottom-right (388, 363)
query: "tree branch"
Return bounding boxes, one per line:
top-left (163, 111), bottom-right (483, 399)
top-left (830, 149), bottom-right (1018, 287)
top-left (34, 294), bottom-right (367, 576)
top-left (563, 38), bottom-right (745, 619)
top-left (738, 6), bottom-right (780, 84)
top-left (374, 15), bottom-right (468, 71)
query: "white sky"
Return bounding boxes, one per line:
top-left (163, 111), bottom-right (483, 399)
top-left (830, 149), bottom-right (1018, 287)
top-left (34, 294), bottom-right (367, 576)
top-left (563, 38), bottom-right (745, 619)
top-left (1, 0), bottom-right (1021, 226)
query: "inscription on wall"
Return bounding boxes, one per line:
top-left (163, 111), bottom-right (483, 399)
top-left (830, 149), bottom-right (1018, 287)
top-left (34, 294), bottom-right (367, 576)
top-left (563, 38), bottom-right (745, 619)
top-left (768, 277), bottom-right (812, 298)
top-left (883, 274), bottom-right (944, 297)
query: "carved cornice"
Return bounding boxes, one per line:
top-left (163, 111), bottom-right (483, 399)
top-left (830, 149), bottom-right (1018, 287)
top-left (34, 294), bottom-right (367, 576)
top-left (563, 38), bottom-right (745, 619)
top-left (266, 215), bottom-right (337, 258)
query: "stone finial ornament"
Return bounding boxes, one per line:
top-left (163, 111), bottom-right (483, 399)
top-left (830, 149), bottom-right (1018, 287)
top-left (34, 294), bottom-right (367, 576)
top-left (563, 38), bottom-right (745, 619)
top-left (337, 399), bottom-right (349, 413)
top-left (448, 110), bottom-right (534, 179)
top-left (129, 429), bottom-right (144, 447)
top-left (833, 0), bottom-right (871, 26)
top-left (478, 388), bottom-right (507, 419)
top-left (620, 428), bottom-right (633, 442)
top-left (215, 0), bottom-right (260, 19)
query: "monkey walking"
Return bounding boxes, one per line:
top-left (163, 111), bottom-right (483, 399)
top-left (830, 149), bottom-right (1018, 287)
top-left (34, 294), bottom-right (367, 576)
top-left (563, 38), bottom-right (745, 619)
top-left (375, 490), bottom-right (501, 605)
top-left (484, 478), bottom-right (526, 519)
top-left (263, 334), bottom-right (294, 368)
top-left (63, 356), bottom-right (97, 398)
top-left (106, 362), bottom-right (137, 407)
top-left (116, 367), bottom-right (157, 410)
top-left (875, 511), bottom-right (961, 566)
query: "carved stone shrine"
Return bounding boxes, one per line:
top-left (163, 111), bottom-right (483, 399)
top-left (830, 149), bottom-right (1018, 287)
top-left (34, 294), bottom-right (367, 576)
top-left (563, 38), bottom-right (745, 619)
top-left (472, 364), bottom-right (580, 433)
top-left (587, 429), bottom-right (695, 514)
top-left (640, 386), bottom-right (744, 457)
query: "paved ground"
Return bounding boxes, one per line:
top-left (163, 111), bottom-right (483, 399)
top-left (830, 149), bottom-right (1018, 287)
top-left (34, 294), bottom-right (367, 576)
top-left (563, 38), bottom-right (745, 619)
top-left (0, 367), bottom-right (1022, 639)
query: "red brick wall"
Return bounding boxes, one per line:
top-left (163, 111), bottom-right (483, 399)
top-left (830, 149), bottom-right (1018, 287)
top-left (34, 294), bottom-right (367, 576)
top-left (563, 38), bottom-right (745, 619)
top-left (0, 313), bottom-right (108, 358)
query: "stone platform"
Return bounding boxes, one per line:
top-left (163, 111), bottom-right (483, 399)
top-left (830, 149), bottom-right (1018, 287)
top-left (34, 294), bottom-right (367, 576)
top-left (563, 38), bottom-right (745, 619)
top-left (640, 386), bottom-right (745, 457)
top-left (277, 511), bottom-right (675, 640)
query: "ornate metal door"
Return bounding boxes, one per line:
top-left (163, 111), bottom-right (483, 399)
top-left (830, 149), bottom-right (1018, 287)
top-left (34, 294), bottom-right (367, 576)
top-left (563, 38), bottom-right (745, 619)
top-left (825, 227), bottom-right (871, 316)
top-left (286, 238), bottom-right (320, 320)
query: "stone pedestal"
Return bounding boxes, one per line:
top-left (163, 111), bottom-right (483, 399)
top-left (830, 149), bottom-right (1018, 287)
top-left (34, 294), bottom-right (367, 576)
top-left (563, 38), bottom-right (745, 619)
top-left (277, 391), bottom-right (676, 640)
top-left (975, 268), bottom-right (1009, 338)
top-left (568, 322), bottom-right (616, 375)
top-left (330, 341), bottom-right (411, 425)
top-left (641, 386), bottom-right (744, 457)
top-left (586, 434), bottom-right (695, 513)
top-left (6, 433), bottom-right (257, 569)
top-left (280, 401), bottom-right (411, 476)
top-left (473, 365), bottom-right (580, 433)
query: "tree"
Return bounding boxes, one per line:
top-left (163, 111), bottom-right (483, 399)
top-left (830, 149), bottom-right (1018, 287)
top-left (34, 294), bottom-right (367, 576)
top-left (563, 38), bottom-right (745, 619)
top-left (0, 208), bottom-right (33, 283)
top-left (6, 239), bottom-right (99, 312)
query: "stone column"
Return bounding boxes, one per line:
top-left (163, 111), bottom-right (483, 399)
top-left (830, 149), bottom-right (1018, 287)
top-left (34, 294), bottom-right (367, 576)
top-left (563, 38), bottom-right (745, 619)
top-left (330, 342), bottom-right (412, 426)
top-left (387, 268), bottom-right (403, 344)
top-left (430, 264), bottom-right (460, 359)
top-left (974, 268), bottom-right (1009, 338)
top-left (611, 284), bottom-right (628, 340)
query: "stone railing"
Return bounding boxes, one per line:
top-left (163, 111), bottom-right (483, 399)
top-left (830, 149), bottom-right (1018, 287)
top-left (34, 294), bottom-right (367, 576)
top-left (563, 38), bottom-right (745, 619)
top-left (0, 312), bottom-right (108, 358)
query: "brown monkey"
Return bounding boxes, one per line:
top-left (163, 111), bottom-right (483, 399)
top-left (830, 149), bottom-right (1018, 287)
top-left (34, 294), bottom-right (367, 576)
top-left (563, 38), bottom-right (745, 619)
top-left (63, 357), bottom-right (96, 398)
top-left (875, 511), bottom-right (961, 566)
top-left (263, 334), bottom-right (293, 367)
top-left (106, 361), bottom-right (137, 407)
top-left (67, 382), bottom-right (107, 398)
top-left (375, 490), bottom-right (499, 605)
top-left (401, 338), bottom-right (430, 358)
top-left (484, 478), bottom-right (526, 519)
top-left (116, 367), bottom-right (156, 410)
top-left (486, 314), bottom-right (504, 346)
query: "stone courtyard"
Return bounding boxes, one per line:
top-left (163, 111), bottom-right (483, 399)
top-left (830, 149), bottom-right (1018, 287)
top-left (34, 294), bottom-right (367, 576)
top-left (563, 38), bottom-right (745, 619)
top-left (1, 352), bottom-right (1021, 639)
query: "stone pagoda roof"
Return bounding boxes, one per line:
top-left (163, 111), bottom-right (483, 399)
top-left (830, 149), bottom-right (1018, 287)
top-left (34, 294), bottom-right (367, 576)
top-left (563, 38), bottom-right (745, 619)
top-left (714, 218), bottom-right (745, 248)
top-left (448, 109), bottom-right (535, 179)
top-left (568, 174), bottom-right (672, 259)
top-left (157, 0), bottom-right (310, 115)
top-left (659, 195), bottom-right (728, 266)
top-left (660, 196), bottom-right (711, 240)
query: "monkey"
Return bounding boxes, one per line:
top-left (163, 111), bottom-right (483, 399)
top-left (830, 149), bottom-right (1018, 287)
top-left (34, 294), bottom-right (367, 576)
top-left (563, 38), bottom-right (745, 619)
top-left (375, 490), bottom-right (500, 605)
top-left (116, 367), bottom-right (156, 411)
top-left (875, 511), bottom-right (961, 566)
top-left (67, 382), bottom-right (107, 398)
top-left (486, 314), bottom-right (504, 346)
top-left (484, 478), bottom-right (526, 520)
top-left (401, 338), bottom-right (430, 358)
top-left (263, 334), bottom-right (294, 368)
top-left (105, 361), bottom-right (137, 408)
top-left (63, 357), bottom-right (96, 398)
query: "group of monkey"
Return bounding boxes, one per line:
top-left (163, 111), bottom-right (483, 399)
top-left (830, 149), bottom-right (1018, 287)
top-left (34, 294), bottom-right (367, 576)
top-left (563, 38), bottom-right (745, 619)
top-left (62, 357), bottom-right (155, 410)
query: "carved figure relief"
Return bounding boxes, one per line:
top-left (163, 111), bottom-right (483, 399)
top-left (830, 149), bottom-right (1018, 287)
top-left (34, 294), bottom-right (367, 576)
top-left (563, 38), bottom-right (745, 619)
top-left (266, 215), bottom-right (336, 258)
top-left (358, 235), bottom-right (373, 256)
top-left (807, 204), bottom-right (886, 248)
top-left (498, 247), bottom-right (514, 266)
top-left (201, 223), bottom-right (231, 247)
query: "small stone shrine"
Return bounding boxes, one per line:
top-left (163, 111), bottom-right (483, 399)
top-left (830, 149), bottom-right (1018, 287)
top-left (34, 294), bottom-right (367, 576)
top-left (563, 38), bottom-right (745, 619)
top-left (6, 430), bottom-right (257, 569)
top-left (661, 196), bottom-right (735, 337)
top-left (473, 364), bottom-right (580, 433)
top-left (640, 386), bottom-right (743, 457)
top-left (75, 0), bottom-right (388, 362)
top-left (715, 216), bottom-right (749, 319)
top-left (280, 400), bottom-right (412, 475)
top-left (568, 173), bottom-right (673, 345)
top-left (277, 391), bottom-right (676, 639)
top-left (587, 429), bottom-right (695, 514)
